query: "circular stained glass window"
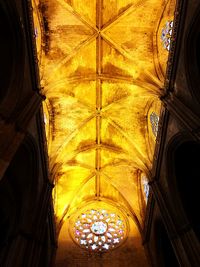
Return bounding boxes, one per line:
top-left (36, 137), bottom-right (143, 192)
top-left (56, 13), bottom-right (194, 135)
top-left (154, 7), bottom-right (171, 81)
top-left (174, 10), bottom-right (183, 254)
top-left (72, 208), bottom-right (127, 252)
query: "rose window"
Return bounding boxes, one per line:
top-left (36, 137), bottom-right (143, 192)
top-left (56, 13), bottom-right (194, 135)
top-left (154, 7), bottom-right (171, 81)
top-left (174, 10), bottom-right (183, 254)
top-left (72, 209), bottom-right (126, 252)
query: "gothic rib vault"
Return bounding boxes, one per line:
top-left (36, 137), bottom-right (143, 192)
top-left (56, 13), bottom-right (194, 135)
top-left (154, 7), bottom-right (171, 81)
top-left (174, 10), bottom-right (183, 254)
top-left (32, 0), bottom-right (176, 264)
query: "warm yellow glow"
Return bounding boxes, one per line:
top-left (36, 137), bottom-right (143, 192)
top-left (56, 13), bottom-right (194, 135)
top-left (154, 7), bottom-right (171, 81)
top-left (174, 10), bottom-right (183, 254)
top-left (68, 201), bottom-right (128, 252)
top-left (32, 0), bottom-right (176, 244)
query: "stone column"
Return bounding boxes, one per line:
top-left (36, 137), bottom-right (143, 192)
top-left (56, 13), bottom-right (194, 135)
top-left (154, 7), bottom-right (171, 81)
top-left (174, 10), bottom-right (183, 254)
top-left (150, 179), bottom-right (200, 267)
top-left (0, 92), bottom-right (44, 180)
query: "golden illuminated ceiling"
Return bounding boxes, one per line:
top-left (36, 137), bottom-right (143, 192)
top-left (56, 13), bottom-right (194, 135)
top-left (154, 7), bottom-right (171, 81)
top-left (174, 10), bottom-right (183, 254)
top-left (32, 0), bottom-right (176, 263)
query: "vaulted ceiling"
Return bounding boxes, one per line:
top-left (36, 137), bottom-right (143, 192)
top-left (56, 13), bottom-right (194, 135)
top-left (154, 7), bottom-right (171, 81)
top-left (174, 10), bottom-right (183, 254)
top-left (32, 0), bottom-right (176, 265)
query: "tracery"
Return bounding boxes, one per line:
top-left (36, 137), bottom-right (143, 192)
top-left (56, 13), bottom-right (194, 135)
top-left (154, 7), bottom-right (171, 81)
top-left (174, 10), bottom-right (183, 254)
top-left (73, 209), bottom-right (126, 252)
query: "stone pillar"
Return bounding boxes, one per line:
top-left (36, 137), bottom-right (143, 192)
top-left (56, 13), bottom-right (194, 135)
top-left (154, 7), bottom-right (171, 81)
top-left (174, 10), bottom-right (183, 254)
top-left (0, 181), bottom-right (55, 267)
top-left (0, 92), bottom-right (44, 180)
top-left (162, 93), bottom-right (200, 139)
top-left (150, 180), bottom-right (200, 267)
top-left (25, 181), bottom-right (55, 267)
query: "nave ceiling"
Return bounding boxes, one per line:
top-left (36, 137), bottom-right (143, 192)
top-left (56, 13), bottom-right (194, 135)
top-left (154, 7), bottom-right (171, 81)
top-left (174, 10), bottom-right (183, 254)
top-left (32, 0), bottom-right (176, 264)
